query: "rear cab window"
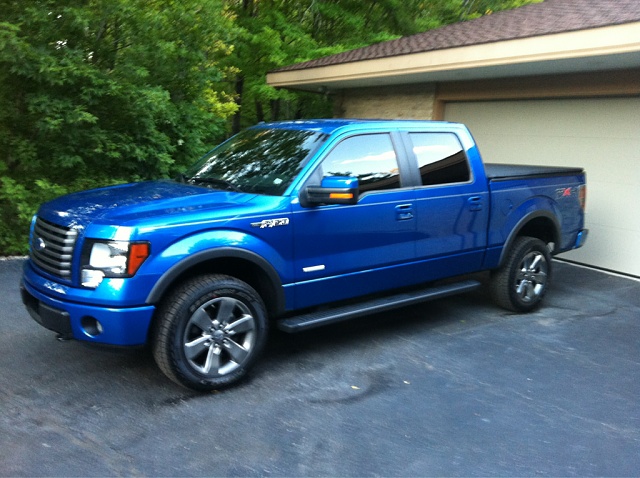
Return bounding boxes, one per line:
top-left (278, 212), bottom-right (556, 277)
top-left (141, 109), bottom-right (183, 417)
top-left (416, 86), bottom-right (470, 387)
top-left (409, 132), bottom-right (471, 186)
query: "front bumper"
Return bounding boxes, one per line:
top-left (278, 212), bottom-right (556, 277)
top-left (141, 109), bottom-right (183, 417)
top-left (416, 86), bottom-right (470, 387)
top-left (21, 278), bottom-right (155, 347)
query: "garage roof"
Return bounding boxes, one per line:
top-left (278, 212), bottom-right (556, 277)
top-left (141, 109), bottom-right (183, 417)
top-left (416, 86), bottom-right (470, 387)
top-left (267, 0), bottom-right (640, 91)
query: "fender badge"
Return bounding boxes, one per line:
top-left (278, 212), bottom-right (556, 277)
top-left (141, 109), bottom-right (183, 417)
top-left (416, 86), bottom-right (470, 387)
top-left (251, 218), bottom-right (290, 229)
top-left (556, 187), bottom-right (573, 198)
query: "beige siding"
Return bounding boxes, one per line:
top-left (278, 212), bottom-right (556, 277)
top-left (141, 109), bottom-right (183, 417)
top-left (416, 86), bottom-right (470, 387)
top-left (445, 98), bottom-right (640, 277)
top-left (336, 84), bottom-right (436, 120)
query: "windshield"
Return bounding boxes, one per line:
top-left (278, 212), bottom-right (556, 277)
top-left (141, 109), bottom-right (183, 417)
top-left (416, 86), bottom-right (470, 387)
top-left (181, 127), bottom-right (327, 196)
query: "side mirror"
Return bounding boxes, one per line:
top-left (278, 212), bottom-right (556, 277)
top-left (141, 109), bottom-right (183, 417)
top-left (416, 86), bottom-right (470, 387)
top-left (300, 176), bottom-right (359, 207)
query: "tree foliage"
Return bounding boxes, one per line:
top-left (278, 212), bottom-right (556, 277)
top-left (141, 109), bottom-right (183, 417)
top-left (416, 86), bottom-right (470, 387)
top-left (0, 0), bottom-right (538, 254)
top-left (0, 0), bottom-right (236, 253)
top-left (223, 0), bottom-right (540, 132)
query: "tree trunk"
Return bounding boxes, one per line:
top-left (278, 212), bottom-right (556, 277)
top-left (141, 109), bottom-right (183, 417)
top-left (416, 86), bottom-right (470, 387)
top-left (270, 99), bottom-right (280, 122)
top-left (232, 76), bottom-right (244, 135)
top-left (255, 100), bottom-right (264, 123)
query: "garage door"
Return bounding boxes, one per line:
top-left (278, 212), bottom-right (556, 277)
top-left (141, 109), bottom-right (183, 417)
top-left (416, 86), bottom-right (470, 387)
top-left (445, 98), bottom-right (640, 277)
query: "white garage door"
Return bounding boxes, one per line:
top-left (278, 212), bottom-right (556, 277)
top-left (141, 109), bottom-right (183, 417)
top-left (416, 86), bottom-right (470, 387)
top-left (445, 98), bottom-right (640, 277)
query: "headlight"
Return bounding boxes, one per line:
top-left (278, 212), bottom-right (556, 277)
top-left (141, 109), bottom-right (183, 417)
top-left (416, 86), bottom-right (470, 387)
top-left (81, 240), bottom-right (150, 288)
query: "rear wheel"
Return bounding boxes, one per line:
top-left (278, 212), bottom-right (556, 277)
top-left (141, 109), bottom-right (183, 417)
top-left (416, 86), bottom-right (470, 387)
top-left (152, 274), bottom-right (267, 391)
top-left (491, 236), bottom-right (551, 312)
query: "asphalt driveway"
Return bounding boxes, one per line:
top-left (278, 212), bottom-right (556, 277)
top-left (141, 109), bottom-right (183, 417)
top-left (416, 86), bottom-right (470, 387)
top-left (1, 258), bottom-right (639, 476)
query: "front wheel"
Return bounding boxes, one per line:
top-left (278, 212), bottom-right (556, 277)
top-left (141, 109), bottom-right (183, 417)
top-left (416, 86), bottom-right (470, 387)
top-left (490, 236), bottom-right (551, 312)
top-left (152, 274), bottom-right (268, 391)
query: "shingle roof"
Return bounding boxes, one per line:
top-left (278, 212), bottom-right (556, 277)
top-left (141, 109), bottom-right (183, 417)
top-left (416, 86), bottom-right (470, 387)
top-left (275, 0), bottom-right (640, 72)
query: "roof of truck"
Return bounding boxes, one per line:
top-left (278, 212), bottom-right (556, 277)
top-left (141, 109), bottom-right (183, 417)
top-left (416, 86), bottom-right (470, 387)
top-left (253, 119), bottom-right (455, 135)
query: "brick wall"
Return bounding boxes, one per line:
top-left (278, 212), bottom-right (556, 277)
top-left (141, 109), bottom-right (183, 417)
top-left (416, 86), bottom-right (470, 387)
top-left (334, 84), bottom-right (436, 119)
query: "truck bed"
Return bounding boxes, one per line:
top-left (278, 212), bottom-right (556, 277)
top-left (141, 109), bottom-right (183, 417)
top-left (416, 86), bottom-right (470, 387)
top-left (485, 163), bottom-right (584, 181)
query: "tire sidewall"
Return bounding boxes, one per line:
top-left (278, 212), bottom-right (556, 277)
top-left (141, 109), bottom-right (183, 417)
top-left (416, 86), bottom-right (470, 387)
top-left (162, 276), bottom-right (267, 391)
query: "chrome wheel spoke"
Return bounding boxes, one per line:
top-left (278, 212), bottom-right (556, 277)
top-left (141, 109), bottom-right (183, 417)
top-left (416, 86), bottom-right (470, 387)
top-left (203, 346), bottom-right (222, 375)
top-left (184, 336), bottom-right (210, 360)
top-left (517, 280), bottom-right (528, 297)
top-left (225, 339), bottom-right (249, 364)
top-left (523, 282), bottom-right (535, 300)
top-left (215, 298), bottom-right (236, 322)
top-left (224, 314), bottom-right (254, 335)
top-left (191, 307), bottom-right (213, 332)
top-left (529, 254), bottom-right (542, 270)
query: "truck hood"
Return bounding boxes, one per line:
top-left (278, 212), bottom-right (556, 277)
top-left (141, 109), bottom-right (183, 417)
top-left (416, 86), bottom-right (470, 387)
top-left (38, 180), bottom-right (256, 229)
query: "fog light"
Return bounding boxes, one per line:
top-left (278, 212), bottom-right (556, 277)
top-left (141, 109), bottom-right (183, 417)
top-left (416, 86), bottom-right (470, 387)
top-left (81, 316), bottom-right (104, 337)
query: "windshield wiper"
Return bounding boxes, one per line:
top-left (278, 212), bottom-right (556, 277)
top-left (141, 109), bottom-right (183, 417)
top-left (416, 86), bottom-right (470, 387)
top-left (185, 176), bottom-right (242, 192)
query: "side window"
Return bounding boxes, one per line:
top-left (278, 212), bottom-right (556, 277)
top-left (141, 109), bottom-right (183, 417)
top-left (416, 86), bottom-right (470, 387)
top-left (410, 133), bottom-right (470, 186)
top-left (319, 134), bottom-right (400, 193)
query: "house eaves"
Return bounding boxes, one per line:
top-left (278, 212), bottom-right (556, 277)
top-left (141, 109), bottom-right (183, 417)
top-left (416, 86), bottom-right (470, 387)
top-left (266, 0), bottom-right (640, 92)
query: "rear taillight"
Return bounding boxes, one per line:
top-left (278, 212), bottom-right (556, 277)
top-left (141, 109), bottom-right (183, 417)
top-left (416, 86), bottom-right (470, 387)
top-left (578, 184), bottom-right (586, 211)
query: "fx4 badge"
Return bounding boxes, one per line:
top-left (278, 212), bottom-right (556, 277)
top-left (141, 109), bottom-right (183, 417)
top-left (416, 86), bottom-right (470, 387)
top-left (556, 187), bottom-right (574, 198)
top-left (251, 218), bottom-right (290, 229)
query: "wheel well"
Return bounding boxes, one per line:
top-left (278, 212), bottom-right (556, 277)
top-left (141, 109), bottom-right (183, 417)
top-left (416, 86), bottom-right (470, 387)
top-left (517, 216), bottom-right (558, 250)
top-left (498, 214), bottom-right (560, 268)
top-left (152, 257), bottom-right (283, 318)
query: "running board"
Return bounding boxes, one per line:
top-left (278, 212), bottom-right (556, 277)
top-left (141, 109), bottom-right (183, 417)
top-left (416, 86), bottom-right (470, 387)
top-left (277, 279), bottom-right (481, 333)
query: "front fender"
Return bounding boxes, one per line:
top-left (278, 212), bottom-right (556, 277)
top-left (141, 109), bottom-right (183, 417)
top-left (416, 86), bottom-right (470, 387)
top-left (143, 230), bottom-right (289, 310)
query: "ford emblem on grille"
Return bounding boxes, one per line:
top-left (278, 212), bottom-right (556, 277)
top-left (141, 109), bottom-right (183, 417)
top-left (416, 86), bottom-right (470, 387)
top-left (35, 237), bottom-right (46, 251)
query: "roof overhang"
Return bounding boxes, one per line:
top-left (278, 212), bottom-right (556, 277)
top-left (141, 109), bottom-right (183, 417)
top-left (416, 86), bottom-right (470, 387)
top-left (267, 22), bottom-right (640, 92)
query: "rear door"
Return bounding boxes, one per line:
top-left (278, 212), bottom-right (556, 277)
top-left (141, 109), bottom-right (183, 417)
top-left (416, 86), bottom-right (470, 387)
top-left (406, 131), bottom-right (489, 280)
top-left (291, 132), bottom-right (417, 309)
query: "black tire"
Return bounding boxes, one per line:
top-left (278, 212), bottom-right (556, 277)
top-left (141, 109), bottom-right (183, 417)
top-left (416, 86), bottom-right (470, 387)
top-left (490, 236), bottom-right (552, 312)
top-left (152, 274), bottom-right (268, 391)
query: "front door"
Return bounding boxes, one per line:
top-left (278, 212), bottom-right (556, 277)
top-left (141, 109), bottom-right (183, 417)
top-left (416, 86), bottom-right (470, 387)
top-left (291, 132), bottom-right (416, 309)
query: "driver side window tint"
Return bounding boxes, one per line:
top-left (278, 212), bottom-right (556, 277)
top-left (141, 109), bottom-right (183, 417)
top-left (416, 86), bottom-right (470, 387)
top-left (320, 134), bottom-right (400, 192)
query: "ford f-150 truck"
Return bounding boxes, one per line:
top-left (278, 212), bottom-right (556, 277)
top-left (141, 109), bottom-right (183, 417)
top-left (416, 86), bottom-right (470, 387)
top-left (21, 119), bottom-right (588, 390)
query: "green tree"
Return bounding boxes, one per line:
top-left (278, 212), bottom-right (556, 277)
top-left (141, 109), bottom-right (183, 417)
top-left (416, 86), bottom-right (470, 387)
top-left (0, 0), bottom-right (541, 254)
top-left (460, 0), bottom-right (543, 19)
top-left (224, 0), bottom-right (541, 132)
top-left (224, 0), bottom-right (327, 133)
top-left (0, 0), bottom-right (236, 254)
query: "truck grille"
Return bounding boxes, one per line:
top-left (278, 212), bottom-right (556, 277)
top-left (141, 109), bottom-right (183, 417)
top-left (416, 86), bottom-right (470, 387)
top-left (30, 217), bottom-right (78, 280)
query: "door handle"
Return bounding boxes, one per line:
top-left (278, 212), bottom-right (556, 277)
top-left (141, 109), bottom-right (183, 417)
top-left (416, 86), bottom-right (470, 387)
top-left (395, 204), bottom-right (414, 221)
top-left (468, 196), bottom-right (483, 211)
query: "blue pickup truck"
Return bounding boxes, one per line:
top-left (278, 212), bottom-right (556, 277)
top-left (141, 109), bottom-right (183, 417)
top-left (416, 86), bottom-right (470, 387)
top-left (21, 119), bottom-right (587, 390)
